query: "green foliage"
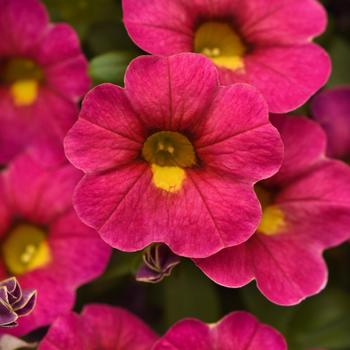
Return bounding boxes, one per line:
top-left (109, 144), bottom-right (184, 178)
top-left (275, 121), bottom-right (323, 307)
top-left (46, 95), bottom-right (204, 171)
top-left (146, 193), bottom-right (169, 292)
top-left (89, 51), bottom-right (137, 85)
top-left (162, 261), bottom-right (221, 329)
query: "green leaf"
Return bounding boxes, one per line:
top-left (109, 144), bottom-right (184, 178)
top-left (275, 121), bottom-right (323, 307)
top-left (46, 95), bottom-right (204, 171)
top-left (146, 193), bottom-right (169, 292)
top-left (162, 261), bottom-right (221, 331)
top-left (287, 288), bottom-right (350, 350)
top-left (327, 37), bottom-right (350, 87)
top-left (89, 51), bottom-right (138, 85)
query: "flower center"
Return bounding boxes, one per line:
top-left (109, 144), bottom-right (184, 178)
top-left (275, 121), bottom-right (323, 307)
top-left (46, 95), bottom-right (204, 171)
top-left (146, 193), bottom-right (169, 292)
top-left (255, 186), bottom-right (286, 236)
top-left (194, 21), bottom-right (246, 70)
top-left (142, 131), bottom-right (196, 192)
top-left (0, 58), bottom-right (43, 106)
top-left (1, 224), bottom-right (51, 275)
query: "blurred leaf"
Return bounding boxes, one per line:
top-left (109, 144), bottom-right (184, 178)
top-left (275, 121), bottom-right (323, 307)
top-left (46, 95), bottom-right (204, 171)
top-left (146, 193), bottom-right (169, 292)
top-left (89, 51), bottom-right (138, 85)
top-left (162, 261), bottom-right (221, 330)
top-left (287, 289), bottom-right (350, 350)
top-left (327, 37), bottom-right (350, 87)
top-left (86, 21), bottom-right (138, 55)
top-left (43, 0), bottom-right (120, 38)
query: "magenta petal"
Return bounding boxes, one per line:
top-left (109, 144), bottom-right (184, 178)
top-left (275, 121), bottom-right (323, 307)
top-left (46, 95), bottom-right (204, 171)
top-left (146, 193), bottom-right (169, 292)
top-left (195, 84), bottom-right (283, 180)
top-left (153, 311), bottom-right (286, 349)
top-left (0, 0), bottom-right (48, 55)
top-left (268, 115), bottom-right (327, 185)
top-left (277, 160), bottom-right (350, 248)
top-left (122, 0), bottom-right (193, 54)
top-left (65, 84), bottom-right (144, 173)
top-left (124, 54), bottom-right (218, 131)
top-left (240, 0), bottom-right (327, 45)
top-left (75, 164), bottom-right (261, 258)
top-left (39, 304), bottom-right (158, 350)
top-left (215, 311), bottom-right (286, 350)
top-left (228, 44), bottom-right (331, 113)
top-left (311, 87), bottom-right (350, 158)
top-left (3, 151), bottom-right (81, 225)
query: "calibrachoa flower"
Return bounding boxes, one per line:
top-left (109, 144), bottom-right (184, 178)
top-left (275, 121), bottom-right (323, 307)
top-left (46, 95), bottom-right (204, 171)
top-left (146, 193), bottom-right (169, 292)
top-left (136, 244), bottom-right (181, 283)
top-left (65, 53), bottom-right (283, 258)
top-left (0, 277), bottom-right (36, 328)
top-left (153, 311), bottom-right (286, 350)
top-left (39, 304), bottom-right (158, 350)
top-left (195, 115), bottom-right (350, 305)
top-left (311, 86), bottom-right (350, 159)
top-left (122, 0), bottom-right (331, 113)
top-left (0, 0), bottom-right (90, 163)
top-left (0, 149), bottom-right (111, 335)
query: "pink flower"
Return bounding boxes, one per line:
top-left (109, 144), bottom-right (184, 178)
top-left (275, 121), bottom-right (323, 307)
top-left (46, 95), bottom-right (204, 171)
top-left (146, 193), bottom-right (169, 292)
top-left (39, 304), bottom-right (158, 350)
top-left (153, 311), bottom-right (286, 350)
top-left (311, 86), bottom-right (350, 159)
top-left (122, 0), bottom-right (331, 113)
top-left (0, 0), bottom-right (90, 163)
top-left (195, 115), bottom-right (350, 305)
top-left (0, 149), bottom-right (111, 335)
top-left (65, 53), bottom-right (283, 258)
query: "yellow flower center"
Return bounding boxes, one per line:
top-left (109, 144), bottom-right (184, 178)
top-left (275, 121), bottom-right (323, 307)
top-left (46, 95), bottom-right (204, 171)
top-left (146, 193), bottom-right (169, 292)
top-left (194, 21), bottom-right (246, 71)
top-left (2, 224), bottom-right (51, 275)
top-left (255, 186), bottom-right (286, 236)
top-left (142, 131), bottom-right (196, 193)
top-left (0, 58), bottom-right (43, 106)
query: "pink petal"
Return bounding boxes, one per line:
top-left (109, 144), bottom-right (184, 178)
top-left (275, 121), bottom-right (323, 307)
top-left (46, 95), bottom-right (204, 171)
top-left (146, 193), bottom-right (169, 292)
top-left (65, 84), bottom-right (144, 173)
top-left (154, 311), bottom-right (286, 349)
top-left (268, 115), bottom-right (327, 185)
top-left (220, 44), bottom-right (331, 113)
top-left (196, 233), bottom-right (327, 305)
top-left (153, 319), bottom-right (210, 350)
top-left (39, 305), bottom-right (158, 350)
top-left (3, 150), bottom-right (81, 225)
top-left (240, 0), bottom-right (327, 45)
top-left (215, 311), bottom-right (287, 349)
top-left (122, 0), bottom-right (194, 54)
top-left (74, 163), bottom-right (260, 258)
top-left (0, 0), bottom-right (48, 56)
top-left (80, 304), bottom-right (158, 349)
top-left (277, 160), bottom-right (350, 247)
top-left (311, 87), bottom-right (350, 158)
top-left (195, 84), bottom-right (283, 181)
top-left (124, 54), bottom-right (218, 131)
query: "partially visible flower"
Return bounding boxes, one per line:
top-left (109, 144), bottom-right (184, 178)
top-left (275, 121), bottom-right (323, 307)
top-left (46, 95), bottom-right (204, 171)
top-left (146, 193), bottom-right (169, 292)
top-left (136, 244), bottom-right (181, 283)
top-left (123, 0), bottom-right (330, 113)
top-left (195, 115), bottom-right (350, 305)
top-left (39, 304), bottom-right (158, 350)
top-left (65, 53), bottom-right (283, 259)
top-left (153, 311), bottom-right (286, 350)
top-left (0, 148), bottom-right (111, 335)
top-left (0, 277), bottom-right (36, 328)
top-left (0, 0), bottom-right (90, 163)
top-left (311, 87), bottom-right (350, 159)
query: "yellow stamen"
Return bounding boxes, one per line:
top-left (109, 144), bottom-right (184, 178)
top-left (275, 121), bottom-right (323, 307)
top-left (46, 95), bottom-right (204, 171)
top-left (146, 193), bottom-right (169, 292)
top-left (194, 22), bottom-right (246, 70)
top-left (2, 224), bottom-right (51, 275)
top-left (151, 164), bottom-right (185, 193)
top-left (258, 206), bottom-right (286, 236)
top-left (10, 79), bottom-right (39, 106)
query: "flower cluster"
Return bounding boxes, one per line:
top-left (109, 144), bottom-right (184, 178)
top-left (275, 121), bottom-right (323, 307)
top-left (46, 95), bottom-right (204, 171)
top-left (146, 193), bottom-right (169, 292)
top-left (1, 0), bottom-right (350, 348)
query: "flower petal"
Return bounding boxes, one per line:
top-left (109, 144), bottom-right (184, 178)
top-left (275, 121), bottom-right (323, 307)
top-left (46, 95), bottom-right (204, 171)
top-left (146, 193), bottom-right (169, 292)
top-left (195, 84), bottom-right (283, 180)
top-left (220, 44), bottom-right (331, 113)
top-left (0, 0), bottom-right (48, 56)
top-left (311, 87), bottom-right (350, 158)
top-left (124, 54), bottom-right (218, 131)
top-left (74, 164), bottom-right (260, 258)
top-left (65, 84), bottom-right (144, 173)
